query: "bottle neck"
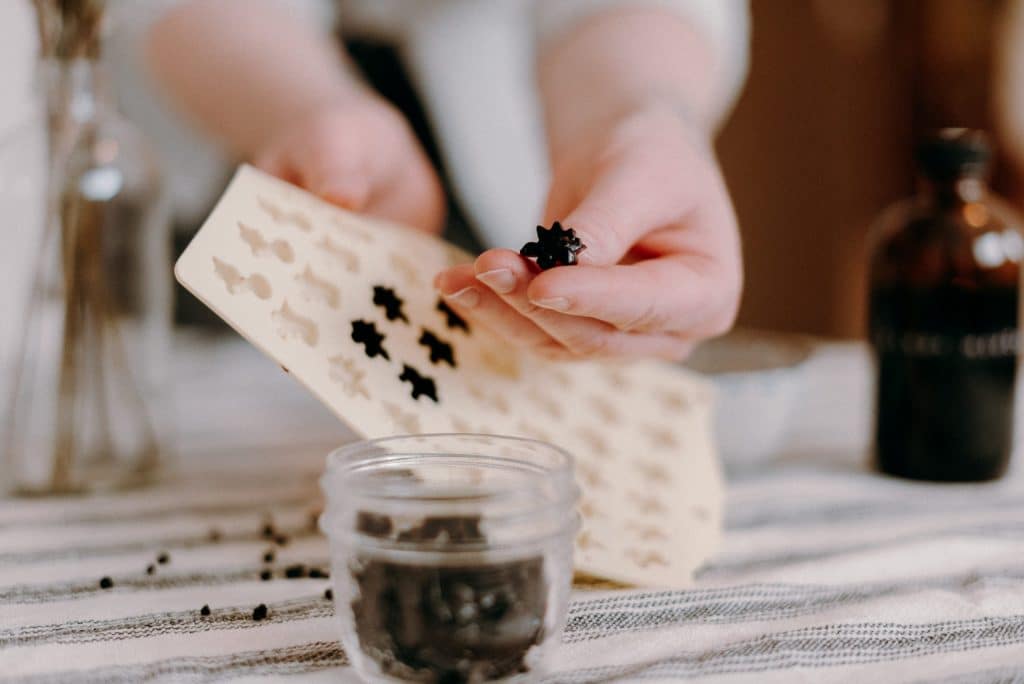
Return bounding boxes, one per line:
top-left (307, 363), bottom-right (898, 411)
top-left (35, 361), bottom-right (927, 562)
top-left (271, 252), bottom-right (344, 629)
top-left (37, 58), bottom-right (113, 126)
top-left (918, 175), bottom-right (987, 208)
top-left (35, 59), bottom-right (113, 168)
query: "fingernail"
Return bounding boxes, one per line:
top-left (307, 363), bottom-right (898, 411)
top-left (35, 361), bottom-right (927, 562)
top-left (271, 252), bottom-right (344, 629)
top-left (476, 269), bottom-right (516, 294)
top-left (532, 297), bottom-right (570, 312)
top-left (445, 286), bottom-right (480, 308)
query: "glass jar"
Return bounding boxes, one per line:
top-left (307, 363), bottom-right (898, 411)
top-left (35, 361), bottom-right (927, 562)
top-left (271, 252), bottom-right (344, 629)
top-left (1, 57), bottom-right (171, 495)
top-left (868, 129), bottom-right (1022, 481)
top-left (320, 434), bottom-right (579, 684)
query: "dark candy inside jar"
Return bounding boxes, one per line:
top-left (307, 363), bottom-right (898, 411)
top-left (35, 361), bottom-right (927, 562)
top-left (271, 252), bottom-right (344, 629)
top-left (321, 435), bottom-right (578, 684)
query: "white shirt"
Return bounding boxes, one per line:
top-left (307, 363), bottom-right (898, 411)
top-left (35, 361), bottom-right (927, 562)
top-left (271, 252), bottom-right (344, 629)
top-left (4, 0), bottom-right (750, 246)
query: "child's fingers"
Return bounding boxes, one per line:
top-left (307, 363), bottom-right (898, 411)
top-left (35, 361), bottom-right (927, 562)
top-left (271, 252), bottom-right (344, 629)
top-left (435, 264), bottom-right (554, 349)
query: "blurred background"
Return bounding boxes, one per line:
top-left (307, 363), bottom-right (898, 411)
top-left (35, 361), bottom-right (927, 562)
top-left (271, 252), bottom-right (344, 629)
top-left (2, 0), bottom-right (1024, 340)
top-left (720, 0), bottom-right (1023, 337)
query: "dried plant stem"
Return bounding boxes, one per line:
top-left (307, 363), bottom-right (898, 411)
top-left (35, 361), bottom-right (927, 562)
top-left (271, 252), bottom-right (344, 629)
top-left (50, 148), bottom-right (159, 490)
top-left (14, 0), bottom-right (158, 493)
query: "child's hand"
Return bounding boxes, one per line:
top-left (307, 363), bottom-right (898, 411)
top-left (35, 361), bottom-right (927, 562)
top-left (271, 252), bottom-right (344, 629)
top-left (435, 104), bottom-right (742, 361)
top-left (255, 96), bottom-right (445, 234)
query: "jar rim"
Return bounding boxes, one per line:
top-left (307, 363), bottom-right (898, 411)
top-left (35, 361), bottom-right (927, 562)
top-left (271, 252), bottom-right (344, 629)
top-left (321, 434), bottom-right (579, 551)
top-left (326, 433), bottom-right (574, 482)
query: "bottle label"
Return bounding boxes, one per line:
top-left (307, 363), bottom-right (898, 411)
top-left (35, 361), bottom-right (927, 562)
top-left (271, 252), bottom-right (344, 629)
top-left (870, 328), bottom-right (1019, 359)
top-left (869, 284), bottom-right (1018, 480)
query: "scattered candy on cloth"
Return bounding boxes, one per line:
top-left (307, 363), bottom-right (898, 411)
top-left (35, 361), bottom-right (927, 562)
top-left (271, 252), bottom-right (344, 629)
top-left (1, 342), bottom-right (1023, 681)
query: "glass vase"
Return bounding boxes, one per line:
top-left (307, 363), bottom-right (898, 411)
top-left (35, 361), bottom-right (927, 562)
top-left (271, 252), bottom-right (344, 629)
top-left (1, 58), bottom-right (171, 495)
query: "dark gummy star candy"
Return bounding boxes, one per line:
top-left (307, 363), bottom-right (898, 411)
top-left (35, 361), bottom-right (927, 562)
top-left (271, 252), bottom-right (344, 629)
top-left (436, 298), bottom-right (470, 333)
top-left (520, 221), bottom-right (587, 270)
top-left (351, 319), bottom-right (390, 360)
top-left (396, 515), bottom-right (484, 544)
top-left (418, 329), bottom-right (456, 367)
top-left (372, 286), bottom-right (408, 323)
top-left (252, 603), bottom-right (268, 621)
top-left (357, 511), bottom-right (393, 538)
top-left (399, 365), bottom-right (439, 403)
top-left (99, 576), bottom-right (113, 589)
top-left (200, 604), bottom-right (211, 616)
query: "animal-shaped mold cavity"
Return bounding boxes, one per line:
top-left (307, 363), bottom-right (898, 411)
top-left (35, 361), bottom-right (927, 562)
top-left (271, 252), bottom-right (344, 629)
top-left (329, 216), bottom-right (372, 242)
top-left (589, 394), bottom-right (620, 425)
top-left (635, 460), bottom-right (671, 484)
top-left (628, 491), bottom-right (667, 515)
top-left (449, 416), bottom-right (473, 433)
top-left (645, 426), bottom-right (679, 450)
top-left (626, 548), bottom-right (669, 568)
top-left (576, 462), bottom-right (607, 489)
top-left (480, 348), bottom-right (520, 380)
top-left (548, 366), bottom-right (572, 388)
top-left (690, 505), bottom-right (711, 522)
top-left (526, 386), bottom-right (563, 420)
top-left (515, 420), bottom-right (551, 443)
top-left (603, 367), bottom-right (632, 391)
top-left (389, 252), bottom-right (422, 287)
top-left (238, 222), bottom-right (294, 263)
top-left (213, 257), bottom-right (243, 292)
top-left (295, 265), bottom-right (340, 308)
top-left (257, 196), bottom-right (313, 232)
top-left (626, 521), bottom-right (668, 542)
top-left (328, 355), bottom-right (370, 399)
top-left (317, 236), bottom-right (359, 273)
top-left (383, 401), bottom-right (421, 434)
top-left (468, 384), bottom-right (510, 414)
top-left (577, 498), bottom-right (606, 520)
top-left (576, 529), bottom-right (606, 551)
top-left (655, 388), bottom-right (688, 412)
top-left (245, 274), bottom-right (272, 300)
top-left (272, 300), bottom-right (318, 346)
top-left (212, 257), bottom-right (272, 300)
top-left (576, 429), bottom-right (611, 460)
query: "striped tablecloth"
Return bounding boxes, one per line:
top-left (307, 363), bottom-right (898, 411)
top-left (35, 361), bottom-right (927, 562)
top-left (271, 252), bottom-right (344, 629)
top-left (2, 337), bottom-right (1023, 682)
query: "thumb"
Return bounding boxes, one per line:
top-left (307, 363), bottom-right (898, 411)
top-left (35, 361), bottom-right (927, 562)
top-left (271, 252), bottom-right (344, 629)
top-left (543, 160), bottom-right (673, 266)
top-left (303, 160), bottom-right (373, 211)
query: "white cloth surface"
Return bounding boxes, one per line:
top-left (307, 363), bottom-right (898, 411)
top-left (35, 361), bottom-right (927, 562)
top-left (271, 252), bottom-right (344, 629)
top-left (0, 338), bottom-right (1023, 682)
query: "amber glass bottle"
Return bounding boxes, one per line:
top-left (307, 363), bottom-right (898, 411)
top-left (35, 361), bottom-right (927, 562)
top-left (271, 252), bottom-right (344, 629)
top-left (868, 129), bottom-right (1022, 481)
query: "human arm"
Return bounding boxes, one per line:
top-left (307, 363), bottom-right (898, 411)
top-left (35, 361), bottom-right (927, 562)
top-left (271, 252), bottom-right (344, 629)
top-left (145, 0), bottom-right (444, 232)
top-left (435, 5), bottom-right (745, 358)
